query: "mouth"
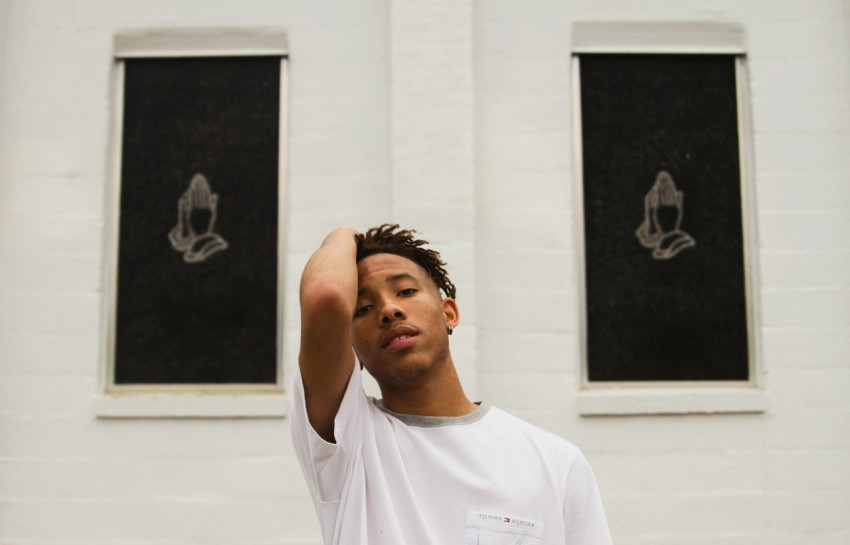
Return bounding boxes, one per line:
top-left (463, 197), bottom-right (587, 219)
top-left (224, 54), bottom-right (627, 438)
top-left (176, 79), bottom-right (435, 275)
top-left (381, 326), bottom-right (419, 350)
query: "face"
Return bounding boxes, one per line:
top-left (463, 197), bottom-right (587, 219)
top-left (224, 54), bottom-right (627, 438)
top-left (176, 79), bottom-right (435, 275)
top-left (351, 253), bottom-right (459, 389)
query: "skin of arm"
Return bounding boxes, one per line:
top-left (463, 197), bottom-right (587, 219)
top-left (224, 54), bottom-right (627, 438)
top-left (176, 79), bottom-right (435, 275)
top-left (298, 226), bottom-right (359, 442)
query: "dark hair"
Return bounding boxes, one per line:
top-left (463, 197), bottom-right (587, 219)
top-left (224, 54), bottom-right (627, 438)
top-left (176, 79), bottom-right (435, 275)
top-left (355, 224), bottom-right (457, 299)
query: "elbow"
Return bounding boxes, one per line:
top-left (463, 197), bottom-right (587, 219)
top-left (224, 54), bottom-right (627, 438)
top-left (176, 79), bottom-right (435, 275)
top-left (300, 280), bottom-right (354, 321)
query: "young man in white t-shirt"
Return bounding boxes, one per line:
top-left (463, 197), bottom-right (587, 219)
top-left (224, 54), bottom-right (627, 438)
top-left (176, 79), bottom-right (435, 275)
top-left (292, 224), bottom-right (613, 545)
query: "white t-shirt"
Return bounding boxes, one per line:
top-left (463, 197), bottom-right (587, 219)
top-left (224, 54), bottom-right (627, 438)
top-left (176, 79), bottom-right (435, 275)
top-left (291, 359), bottom-right (613, 545)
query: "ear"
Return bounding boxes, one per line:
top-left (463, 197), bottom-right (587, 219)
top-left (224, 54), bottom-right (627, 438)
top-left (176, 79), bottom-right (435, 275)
top-left (441, 297), bottom-right (459, 329)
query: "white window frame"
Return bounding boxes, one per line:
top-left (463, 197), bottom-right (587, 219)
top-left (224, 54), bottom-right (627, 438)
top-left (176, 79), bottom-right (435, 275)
top-left (571, 22), bottom-right (766, 415)
top-left (95, 29), bottom-right (289, 418)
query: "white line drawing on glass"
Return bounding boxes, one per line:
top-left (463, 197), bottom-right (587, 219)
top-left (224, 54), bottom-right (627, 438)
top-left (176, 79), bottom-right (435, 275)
top-left (635, 170), bottom-right (696, 260)
top-left (168, 173), bottom-right (229, 263)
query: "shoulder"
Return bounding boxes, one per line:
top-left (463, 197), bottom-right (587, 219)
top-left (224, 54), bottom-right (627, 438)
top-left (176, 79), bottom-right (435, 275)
top-left (483, 406), bottom-right (583, 459)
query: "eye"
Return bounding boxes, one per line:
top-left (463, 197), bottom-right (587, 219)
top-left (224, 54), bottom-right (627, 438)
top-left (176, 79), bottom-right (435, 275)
top-left (399, 288), bottom-right (417, 296)
top-left (354, 305), bottom-right (371, 318)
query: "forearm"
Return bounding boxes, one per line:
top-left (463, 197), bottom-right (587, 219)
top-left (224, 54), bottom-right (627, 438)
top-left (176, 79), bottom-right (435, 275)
top-left (297, 227), bottom-right (361, 441)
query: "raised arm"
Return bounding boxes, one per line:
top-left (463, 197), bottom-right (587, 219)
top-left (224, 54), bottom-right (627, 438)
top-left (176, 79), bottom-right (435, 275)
top-left (298, 227), bottom-right (359, 442)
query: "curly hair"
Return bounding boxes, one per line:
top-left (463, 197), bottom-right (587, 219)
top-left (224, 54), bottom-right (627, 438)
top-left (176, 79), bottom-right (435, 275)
top-left (355, 224), bottom-right (457, 299)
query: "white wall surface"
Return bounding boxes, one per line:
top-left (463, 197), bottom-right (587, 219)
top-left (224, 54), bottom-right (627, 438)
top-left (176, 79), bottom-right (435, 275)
top-left (0, 1), bottom-right (848, 544)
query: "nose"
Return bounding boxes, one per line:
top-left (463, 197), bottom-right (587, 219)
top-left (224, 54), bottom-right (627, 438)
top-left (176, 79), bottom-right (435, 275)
top-left (379, 300), bottom-right (405, 324)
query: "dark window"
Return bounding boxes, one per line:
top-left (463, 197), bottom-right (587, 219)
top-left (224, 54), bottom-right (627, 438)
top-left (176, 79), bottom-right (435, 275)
top-left (113, 57), bottom-right (281, 385)
top-left (578, 54), bottom-right (750, 381)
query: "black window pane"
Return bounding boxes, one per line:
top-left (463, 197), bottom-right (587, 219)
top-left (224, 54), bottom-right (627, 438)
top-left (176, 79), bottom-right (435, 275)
top-left (580, 54), bottom-right (749, 381)
top-left (114, 57), bottom-right (281, 384)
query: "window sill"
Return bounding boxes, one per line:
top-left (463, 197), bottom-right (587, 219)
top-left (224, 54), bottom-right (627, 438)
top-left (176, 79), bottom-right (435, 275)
top-left (578, 386), bottom-right (767, 416)
top-left (93, 392), bottom-right (288, 419)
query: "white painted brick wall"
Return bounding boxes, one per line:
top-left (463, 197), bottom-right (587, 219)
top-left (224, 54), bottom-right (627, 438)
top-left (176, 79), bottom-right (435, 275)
top-left (1, 1), bottom-right (849, 544)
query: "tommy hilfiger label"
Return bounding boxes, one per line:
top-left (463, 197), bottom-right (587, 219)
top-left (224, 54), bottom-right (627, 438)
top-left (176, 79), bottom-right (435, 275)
top-left (464, 510), bottom-right (544, 544)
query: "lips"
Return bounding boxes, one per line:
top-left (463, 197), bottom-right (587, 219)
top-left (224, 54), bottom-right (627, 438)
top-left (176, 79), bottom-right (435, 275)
top-left (381, 326), bottom-right (419, 350)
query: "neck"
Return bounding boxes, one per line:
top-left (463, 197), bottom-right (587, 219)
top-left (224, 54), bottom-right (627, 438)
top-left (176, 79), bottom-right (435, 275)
top-left (378, 359), bottom-right (476, 417)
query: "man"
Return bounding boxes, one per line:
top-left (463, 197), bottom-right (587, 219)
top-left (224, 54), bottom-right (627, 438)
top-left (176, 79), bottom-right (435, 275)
top-left (292, 224), bottom-right (613, 545)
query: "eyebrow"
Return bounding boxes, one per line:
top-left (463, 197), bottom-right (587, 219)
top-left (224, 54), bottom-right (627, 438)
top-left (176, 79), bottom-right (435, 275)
top-left (357, 273), bottom-right (419, 297)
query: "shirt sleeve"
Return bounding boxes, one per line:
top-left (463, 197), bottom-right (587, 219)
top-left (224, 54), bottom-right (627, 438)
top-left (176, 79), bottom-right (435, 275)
top-left (563, 451), bottom-right (614, 545)
top-left (291, 356), bottom-right (369, 504)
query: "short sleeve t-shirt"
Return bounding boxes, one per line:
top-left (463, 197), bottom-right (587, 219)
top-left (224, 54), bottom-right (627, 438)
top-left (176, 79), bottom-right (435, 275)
top-left (291, 359), bottom-right (613, 545)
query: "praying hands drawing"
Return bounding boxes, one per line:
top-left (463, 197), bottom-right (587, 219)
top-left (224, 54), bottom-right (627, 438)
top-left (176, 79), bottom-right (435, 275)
top-left (168, 173), bottom-right (229, 263)
top-left (635, 170), bottom-right (696, 260)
